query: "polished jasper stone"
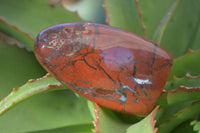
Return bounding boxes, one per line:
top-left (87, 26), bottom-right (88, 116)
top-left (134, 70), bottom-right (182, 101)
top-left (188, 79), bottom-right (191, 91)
top-left (34, 23), bottom-right (173, 116)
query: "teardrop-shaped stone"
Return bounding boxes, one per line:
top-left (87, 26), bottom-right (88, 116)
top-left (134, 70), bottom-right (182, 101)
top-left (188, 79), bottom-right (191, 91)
top-left (34, 23), bottom-right (173, 116)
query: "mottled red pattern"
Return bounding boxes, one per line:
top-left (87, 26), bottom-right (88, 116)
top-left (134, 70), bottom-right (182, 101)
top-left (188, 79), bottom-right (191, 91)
top-left (34, 23), bottom-right (173, 116)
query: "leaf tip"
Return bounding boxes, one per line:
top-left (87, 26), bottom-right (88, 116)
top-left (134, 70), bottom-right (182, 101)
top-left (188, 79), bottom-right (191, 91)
top-left (12, 87), bottom-right (19, 92)
top-left (45, 73), bottom-right (52, 77)
top-left (28, 79), bottom-right (35, 83)
top-left (151, 106), bottom-right (159, 133)
top-left (185, 73), bottom-right (192, 78)
top-left (172, 75), bottom-right (178, 80)
top-left (187, 48), bottom-right (195, 54)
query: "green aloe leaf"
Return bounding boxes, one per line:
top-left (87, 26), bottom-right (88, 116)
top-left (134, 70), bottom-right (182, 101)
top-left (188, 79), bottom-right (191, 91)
top-left (27, 124), bottom-right (94, 133)
top-left (126, 107), bottom-right (158, 133)
top-left (0, 73), bottom-right (66, 115)
top-left (104, 0), bottom-right (143, 36)
top-left (94, 104), bottom-right (157, 133)
top-left (156, 86), bottom-right (200, 129)
top-left (171, 121), bottom-right (195, 133)
top-left (0, 19), bottom-right (35, 51)
top-left (157, 101), bottom-right (200, 133)
top-left (168, 50), bottom-right (200, 80)
top-left (0, 0), bottom-right (84, 51)
top-left (0, 88), bottom-right (94, 133)
top-left (137, 0), bottom-right (176, 40)
top-left (0, 39), bottom-right (46, 100)
top-left (165, 74), bottom-right (200, 91)
top-left (104, 0), bottom-right (178, 42)
top-left (152, 0), bottom-right (179, 43)
top-left (159, 0), bottom-right (200, 58)
top-left (95, 105), bottom-right (132, 133)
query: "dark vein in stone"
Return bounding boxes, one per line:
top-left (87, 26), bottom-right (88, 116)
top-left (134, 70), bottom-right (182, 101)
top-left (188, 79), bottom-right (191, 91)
top-left (82, 58), bottom-right (97, 70)
top-left (99, 66), bottom-right (116, 83)
top-left (133, 63), bottom-right (136, 77)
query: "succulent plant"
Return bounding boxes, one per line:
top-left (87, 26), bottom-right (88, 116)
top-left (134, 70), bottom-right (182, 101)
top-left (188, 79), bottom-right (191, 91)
top-left (0, 0), bottom-right (200, 133)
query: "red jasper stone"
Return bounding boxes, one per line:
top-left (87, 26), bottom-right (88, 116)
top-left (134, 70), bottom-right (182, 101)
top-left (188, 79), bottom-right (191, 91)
top-left (34, 23), bottom-right (173, 116)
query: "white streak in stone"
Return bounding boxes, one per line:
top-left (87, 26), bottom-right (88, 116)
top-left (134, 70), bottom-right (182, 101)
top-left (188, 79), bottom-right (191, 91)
top-left (122, 85), bottom-right (137, 93)
top-left (44, 45), bottom-right (56, 49)
top-left (118, 95), bottom-right (127, 102)
top-left (133, 78), bottom-right (152, 85)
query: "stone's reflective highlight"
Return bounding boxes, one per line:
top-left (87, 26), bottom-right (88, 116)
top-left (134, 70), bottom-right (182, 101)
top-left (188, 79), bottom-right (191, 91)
top-left (133, 78), bottom-right (152, 85)
top-left (34, 23), bottom-right (173, 116)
